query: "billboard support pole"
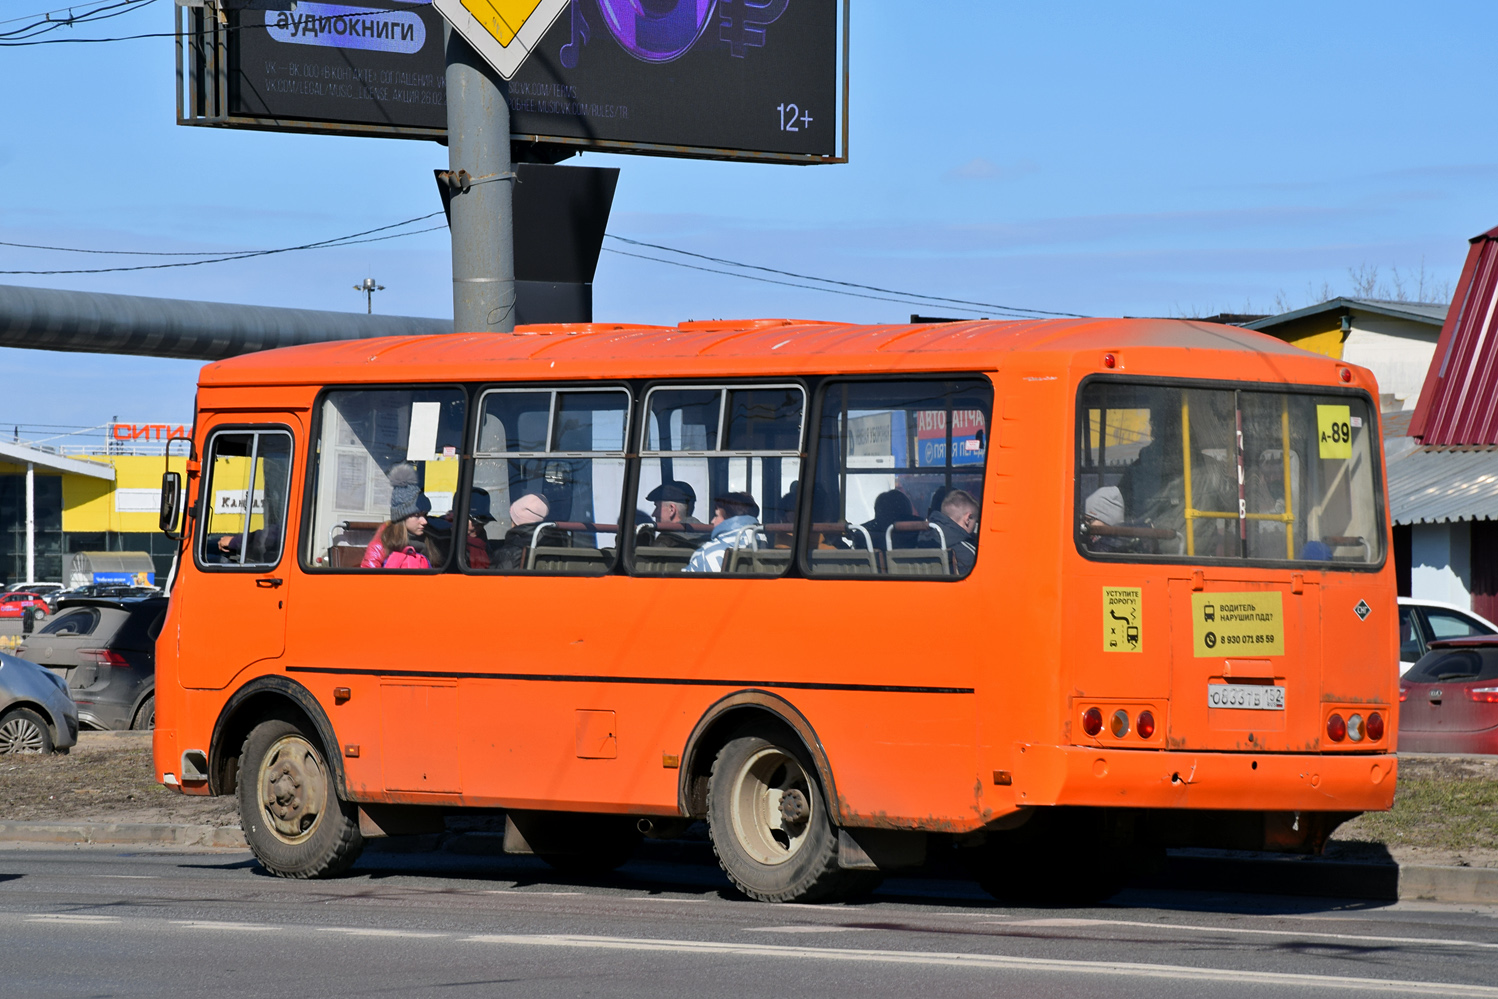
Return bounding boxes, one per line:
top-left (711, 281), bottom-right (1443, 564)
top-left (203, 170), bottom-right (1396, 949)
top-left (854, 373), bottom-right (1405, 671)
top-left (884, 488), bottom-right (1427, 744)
top-left (446, 28), bottom-right (516, 334)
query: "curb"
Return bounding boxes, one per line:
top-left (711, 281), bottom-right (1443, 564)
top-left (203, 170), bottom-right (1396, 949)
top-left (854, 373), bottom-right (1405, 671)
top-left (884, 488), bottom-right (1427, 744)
top-left (0, 823), bottom-right (1493, 904)
top-left (0, 822), bottom-right (245, 849)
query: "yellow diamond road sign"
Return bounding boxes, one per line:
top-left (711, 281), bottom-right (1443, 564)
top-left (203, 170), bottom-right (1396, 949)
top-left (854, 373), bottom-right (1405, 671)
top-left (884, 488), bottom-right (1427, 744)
top-left (433, 0), bottom-right (569, 80)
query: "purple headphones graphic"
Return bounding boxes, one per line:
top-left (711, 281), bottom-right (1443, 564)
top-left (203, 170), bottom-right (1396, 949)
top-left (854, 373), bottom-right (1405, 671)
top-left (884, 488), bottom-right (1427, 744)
top-left (563, 0), bottom-right (789, 67)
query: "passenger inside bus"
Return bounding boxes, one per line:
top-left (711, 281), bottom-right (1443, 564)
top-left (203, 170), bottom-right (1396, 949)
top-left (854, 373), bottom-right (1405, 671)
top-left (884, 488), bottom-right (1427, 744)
top-left (861, 489), bottom-right (920, 551)
top-left (361, 464), bottom-right (432, 569)
top-left (917, 489), bottom-right (980, 573)
top-left (428, 488), bottom-right (498, 569)
top-left (685, 493), bottom-right (764, 573)
top-left (493, 493), bottom-right (571, 571)
top-left (644, 481), bottom-right (705, 549)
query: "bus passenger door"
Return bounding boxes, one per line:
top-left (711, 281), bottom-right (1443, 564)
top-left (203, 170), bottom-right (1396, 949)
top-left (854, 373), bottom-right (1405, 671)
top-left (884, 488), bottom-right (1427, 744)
top-left (178, 420), bottom-right (300, 690)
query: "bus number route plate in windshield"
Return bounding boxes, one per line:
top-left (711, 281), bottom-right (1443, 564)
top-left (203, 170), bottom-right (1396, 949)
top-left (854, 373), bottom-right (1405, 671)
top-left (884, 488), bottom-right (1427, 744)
top-left (1191, 591), bottom-right (1284, 657)
top-left (1207, 683), bottom-right (1286, 711)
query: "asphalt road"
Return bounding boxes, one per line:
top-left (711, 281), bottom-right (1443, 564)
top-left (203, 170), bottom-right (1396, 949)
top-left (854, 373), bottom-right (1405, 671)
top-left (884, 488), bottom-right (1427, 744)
top-left (2, 843), bottom-right (1496, 999)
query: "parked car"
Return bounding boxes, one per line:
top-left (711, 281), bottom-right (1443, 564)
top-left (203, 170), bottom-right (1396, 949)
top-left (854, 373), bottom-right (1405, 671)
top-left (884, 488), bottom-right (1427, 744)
top-left (4, 582), bottom-right (62, 597)
top-left (14, 595), bottom-right (165, 731)
top-left (0, 650), bottom-right (78, 753)
top-left (0, 592), bottom-right (49, 622)
top-left (1398, 637), bottom-right (1498, 754)
top-left (1398, 598), bottom-right (1498, 676)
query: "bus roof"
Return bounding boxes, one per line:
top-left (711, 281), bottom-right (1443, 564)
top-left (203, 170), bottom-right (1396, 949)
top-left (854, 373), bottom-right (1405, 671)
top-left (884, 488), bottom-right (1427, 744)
top-left (197, 317), bottom-right (1324, 388)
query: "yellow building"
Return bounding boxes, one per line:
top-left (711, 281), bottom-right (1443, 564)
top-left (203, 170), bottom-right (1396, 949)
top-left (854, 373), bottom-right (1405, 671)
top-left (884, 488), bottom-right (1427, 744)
top-left (0, 441), bottom-right (186, 586)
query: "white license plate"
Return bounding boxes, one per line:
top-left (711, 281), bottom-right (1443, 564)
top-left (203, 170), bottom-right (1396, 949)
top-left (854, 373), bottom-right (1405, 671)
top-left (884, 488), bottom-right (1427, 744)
top-left (1207, 683), bottom-right (1285, 711)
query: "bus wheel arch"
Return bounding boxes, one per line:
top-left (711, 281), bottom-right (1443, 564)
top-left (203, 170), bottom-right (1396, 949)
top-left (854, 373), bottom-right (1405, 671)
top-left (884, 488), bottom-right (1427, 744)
top-left (209, 676), bottom-right (346, 799)
top-left (679, 691), bottom-right (842, 822)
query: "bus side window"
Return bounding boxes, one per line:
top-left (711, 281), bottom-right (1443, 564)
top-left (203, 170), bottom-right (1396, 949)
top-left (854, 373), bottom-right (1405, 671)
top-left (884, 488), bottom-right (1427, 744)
top-left (198, 429), bottom-right (293, 569)
top-left (628, 384), bottom-right (804, 576)
top-left (804, 378), bottom-right (992, 578)
top-left (469, 387), bottom-right (630, 575)
top-left (306, 389), bottom-right (467, 570)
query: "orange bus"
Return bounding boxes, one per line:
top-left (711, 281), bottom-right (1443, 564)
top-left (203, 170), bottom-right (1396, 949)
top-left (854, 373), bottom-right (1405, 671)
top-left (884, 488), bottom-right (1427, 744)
top-left (152, 317), bottom-right (1397, 903)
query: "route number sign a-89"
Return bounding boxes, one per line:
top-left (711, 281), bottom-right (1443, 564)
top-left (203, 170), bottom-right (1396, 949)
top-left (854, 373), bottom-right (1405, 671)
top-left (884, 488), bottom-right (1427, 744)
top-left (1317, 405), bottom-right (1352, 460)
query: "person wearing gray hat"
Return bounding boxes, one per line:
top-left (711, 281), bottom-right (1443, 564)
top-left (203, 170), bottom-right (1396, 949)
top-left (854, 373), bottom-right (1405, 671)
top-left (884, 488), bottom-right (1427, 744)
top-left (361, 463), bottom-right (432, 569)
top-left (1082, 485), bottom-right (1140, 554)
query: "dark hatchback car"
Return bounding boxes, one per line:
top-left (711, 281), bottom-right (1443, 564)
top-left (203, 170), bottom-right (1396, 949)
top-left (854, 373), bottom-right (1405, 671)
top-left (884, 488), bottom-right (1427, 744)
top-left (15, 596), bottom-right (166, 731)
top-left (1399, 638), bottom-right (1498, 754)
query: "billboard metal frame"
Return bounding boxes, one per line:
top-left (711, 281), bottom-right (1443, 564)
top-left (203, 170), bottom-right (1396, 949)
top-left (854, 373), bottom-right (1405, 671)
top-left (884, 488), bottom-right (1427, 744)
top-left (176, 1), bottom-right (850, 164)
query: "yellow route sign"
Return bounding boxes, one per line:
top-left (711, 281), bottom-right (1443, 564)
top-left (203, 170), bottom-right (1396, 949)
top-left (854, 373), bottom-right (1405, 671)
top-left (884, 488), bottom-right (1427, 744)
top-left (1103, 587), bottom-right (1143, 653)
top-left (1191, 592), bottom-right (1284, 657)
top-left (1317, 404), bottom-right (1352, 460)
top-left (434, 0), bottom-right (567, 80)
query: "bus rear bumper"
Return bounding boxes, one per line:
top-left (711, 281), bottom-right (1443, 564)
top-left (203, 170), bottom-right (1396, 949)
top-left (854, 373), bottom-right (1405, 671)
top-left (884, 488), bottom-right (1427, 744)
top-left (1013, 746), bottom-right (1397, 813)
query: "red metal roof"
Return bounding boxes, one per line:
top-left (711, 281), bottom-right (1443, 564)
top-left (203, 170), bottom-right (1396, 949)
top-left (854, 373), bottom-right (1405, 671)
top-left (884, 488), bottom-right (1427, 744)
top-left (1410, 224), bottom-right (1498, 445)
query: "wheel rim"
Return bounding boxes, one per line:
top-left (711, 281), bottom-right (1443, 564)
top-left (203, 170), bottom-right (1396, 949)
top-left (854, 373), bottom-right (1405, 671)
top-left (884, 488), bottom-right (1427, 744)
top-left (256, 734), bottom-right (328, 845)
top-left (728, 746), bottom-right (815, 866)
top-left (0, 717), bottom-right (46, 754)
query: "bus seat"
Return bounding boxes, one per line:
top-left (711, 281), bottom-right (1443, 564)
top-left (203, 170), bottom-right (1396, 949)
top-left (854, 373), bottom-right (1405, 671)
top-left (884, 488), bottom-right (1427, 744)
top-left (886, 549), bottom-right (952, 575)
top-left (726, 548), bottom-right (793, 575)
top-left (808, 550), bottom-right (878, 574)
top-left (634, 546), bottom-right (694, 573)
top-left (328, 545), bottom-right (365, 569)
top-left (527, 547), bottom-right (611, 573)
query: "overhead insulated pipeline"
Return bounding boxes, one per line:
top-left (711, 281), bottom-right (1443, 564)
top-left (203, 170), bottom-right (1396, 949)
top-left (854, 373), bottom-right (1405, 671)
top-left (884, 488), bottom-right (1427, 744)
top-left (0, 284), bottom-right (452, 361)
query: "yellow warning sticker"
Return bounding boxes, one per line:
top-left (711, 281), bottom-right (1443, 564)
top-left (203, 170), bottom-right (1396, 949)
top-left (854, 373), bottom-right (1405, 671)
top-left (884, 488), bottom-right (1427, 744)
top-left (1192, 592), bottom-right (1284, 657)
top-left (1103, 587), bottom-right (1143, 653)
top-left (1317, 404), bottom-right (1352, 460)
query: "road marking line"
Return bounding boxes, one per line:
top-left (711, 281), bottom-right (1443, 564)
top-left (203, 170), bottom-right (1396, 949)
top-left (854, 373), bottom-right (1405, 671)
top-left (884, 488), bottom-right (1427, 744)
top-left (91, 875), bottom-right (158, 879)
top-left (1000, 917), bottom-right (1498, 951)
top-left (26, 914), bottom-right (119, 924)
top-left (319, 928), bottom-right (447, 939)
top-left (484, 890), bottom-right (583, 896)
top-left (744, 926), bottom-right (870, 934)
top-left (170, 921), bottom-right (278, 931)
top-left (457, 933), bottom-right (1498, 995)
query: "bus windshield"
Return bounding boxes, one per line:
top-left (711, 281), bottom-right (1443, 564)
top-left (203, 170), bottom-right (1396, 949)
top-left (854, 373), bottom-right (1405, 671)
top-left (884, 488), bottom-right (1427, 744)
top-left (1076, 379), bottom-right (1382, 566)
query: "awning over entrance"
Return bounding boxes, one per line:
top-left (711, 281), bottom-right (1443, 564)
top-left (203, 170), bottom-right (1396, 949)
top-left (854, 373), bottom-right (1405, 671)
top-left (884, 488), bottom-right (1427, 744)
top-left (0, 441), bottom-right (115, 480)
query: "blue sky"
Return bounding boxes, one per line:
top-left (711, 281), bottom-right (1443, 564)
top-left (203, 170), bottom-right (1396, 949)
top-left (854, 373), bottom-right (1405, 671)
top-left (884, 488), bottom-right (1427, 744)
top-left (2, 0), bottom-right (1495, 427)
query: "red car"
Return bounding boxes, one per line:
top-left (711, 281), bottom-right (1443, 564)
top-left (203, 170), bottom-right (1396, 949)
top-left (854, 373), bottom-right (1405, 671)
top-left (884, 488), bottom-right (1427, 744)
top-left (0, 593), bottom-right (48, 620)
top-left (1399, 637), bottom-right (1498, 754)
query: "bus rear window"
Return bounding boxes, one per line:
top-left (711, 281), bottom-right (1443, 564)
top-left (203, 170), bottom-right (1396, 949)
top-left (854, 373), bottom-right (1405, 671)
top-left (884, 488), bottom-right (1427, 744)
top-left (1076, 380), bottom-right (1382, 566)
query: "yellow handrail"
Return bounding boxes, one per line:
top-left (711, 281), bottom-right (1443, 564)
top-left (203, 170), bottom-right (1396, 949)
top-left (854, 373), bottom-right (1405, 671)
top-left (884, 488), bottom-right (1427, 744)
top-left (1281, 396), bottom-right (1294, 559)
top-left (1180, 393), bottom-right (1297, 557)
top-left (1181, 395), bottom-right (1194, 556)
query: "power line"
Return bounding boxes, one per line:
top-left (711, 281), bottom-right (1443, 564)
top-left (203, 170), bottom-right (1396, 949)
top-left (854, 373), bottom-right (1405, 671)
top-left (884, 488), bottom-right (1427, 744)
top-left (0, 215), bottom-right (447, 275)
top-left (604, 234), bottom-right (1082, 319)
top-left (0, 0), bottom-right (159, 43)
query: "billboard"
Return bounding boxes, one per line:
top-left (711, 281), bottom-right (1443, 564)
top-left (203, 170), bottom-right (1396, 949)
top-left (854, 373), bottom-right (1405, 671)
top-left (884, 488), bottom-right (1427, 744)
top-left (177, 0), bottom-right (847, 163)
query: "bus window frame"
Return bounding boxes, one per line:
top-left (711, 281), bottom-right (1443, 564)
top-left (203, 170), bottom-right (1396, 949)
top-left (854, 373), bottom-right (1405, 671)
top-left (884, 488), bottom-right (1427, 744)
top-left (1072, 372), bottom-right (1388, 573)
top-left (297, 383), bottom-right (473, 575)
top-left (463, 382), bottom-right (635, 576)
top-left (194, 423), bottom-right (296, 574)
top-left (797, 372), bottom-right (995, 583)
top-left (623, 378), bottom-right (811, 579)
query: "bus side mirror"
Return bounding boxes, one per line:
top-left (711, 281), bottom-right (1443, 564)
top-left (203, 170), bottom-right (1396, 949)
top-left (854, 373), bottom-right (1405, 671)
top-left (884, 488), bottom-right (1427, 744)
top-left (160, 471), bottom-right (184, 539)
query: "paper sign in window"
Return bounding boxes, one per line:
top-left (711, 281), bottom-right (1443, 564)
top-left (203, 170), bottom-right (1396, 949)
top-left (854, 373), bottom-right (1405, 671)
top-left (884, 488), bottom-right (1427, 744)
top-left (1316, 405), bottom-right (1352, 460)
top-left (406, 402), bottom-right (442, 461)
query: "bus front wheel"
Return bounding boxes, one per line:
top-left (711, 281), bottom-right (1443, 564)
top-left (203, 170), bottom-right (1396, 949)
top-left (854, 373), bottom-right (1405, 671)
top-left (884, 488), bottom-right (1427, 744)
top-left (707, 726), bottom-right (871, 903)
top-left (237, 718), bottom-right (363, 879)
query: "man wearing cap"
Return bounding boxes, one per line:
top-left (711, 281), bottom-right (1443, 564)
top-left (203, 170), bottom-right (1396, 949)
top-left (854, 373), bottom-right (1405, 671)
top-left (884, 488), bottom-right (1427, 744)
top-left (1082, 485), bottom-right (1134, 553)
top-left (644, 480), bottom-right (705, 550)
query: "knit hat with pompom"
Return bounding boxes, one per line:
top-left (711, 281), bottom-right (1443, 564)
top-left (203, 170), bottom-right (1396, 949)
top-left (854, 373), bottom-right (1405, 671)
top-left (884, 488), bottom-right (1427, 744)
top-left (388, 463), bottom-right (431, 521)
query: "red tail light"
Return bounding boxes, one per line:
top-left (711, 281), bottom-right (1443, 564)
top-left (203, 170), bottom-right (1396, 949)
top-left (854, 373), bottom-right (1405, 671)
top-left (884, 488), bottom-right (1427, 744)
top-left (78, 649), bottom-right (130, 668)
top-left (1081, 707), bottom-right (1103, 737)
top-left (1327, 713), bottom-right (1347, 742)
top-left (1399, 687), bottom-right (1408, 702)
top-left (1366, 712), bottom-right (1384, 741)
top-left (1136, 710), bottom-right (1156, 739)
top-left (1469, 686), bottom-right (1498, 703)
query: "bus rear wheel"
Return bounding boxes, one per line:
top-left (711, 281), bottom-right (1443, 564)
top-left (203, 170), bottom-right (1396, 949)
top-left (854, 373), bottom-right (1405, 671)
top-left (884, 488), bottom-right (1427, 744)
top-left (707, 726), bottom-right (867, 903)
top-left (237, 718), bottom-right (363, 879)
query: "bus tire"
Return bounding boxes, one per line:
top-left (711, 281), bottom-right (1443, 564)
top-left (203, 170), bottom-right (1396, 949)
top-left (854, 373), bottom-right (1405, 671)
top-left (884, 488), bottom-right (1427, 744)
top-left (707, 726), bottom-right (855, 903)
top-left (237, 718), bottom-right (363, 879)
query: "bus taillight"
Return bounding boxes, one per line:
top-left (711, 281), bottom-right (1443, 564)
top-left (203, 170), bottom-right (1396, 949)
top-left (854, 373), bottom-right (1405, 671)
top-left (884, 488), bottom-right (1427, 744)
top-left (1081, 707), bottom-right (1103, 737)
top-left (1366, 712), bottom-right (1384, 741)
top-left (1109, 709), bottom-right (1130, 738)
top-left (1136, 710), bottom-right (1156, 739)
top-left (1327, 713), bottom-right (1347, 742)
